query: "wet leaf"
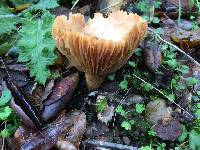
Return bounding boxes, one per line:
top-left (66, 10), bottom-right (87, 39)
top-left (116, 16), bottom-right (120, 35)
top-left (146, 99), bottom-right (172, 124)
top-left (144, 38), bottom-right (162, 72)
top-left (0, 66), bottom-right (29, 88)
top-left (154, 119), bottom-right (182, 141)
top-left (11, 110), bottom-right (86, 150)
top-left (171, 30), bottom-right (200, 50)
top-left (166, 94), bottom-right (175, 102)
top-left (42, 73), bottom-right (79, 121)
top-left (97, 105), bottom-right (115, 124)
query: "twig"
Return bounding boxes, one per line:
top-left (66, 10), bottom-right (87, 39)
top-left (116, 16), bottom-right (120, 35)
top-left (132, 73), bottom-right (194, 118)
top-left (179, 140), bottom-right (189, 148)
top-left (71, 0), bottom-right (79, 10)
top-left (1, 138), bottom-right (4, 150)
top-left (148, 28), bottom-right (200, 68)
top-left (178, 0), bottom-right (181, 26)
top-left (82, 139), bottom-right (139, 150)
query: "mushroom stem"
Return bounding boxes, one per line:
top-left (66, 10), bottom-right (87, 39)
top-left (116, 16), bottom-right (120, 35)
top-left (85, 74), bottom-right (105, 90)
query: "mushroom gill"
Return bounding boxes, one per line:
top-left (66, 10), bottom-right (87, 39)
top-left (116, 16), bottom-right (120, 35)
top-left (52, 11), bottom-right (147, 90)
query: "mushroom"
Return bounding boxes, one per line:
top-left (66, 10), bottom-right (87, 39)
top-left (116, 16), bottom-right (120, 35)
top-left (52, 11), bottom-right (147, 90)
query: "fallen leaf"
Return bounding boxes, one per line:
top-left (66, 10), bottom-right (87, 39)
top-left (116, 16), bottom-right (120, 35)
top-left (154, 117), bottom-right (182, 141)
top-left (42, 73), bottom-right (79, 121)
top-left (171, 30), bottom-right (200, 51)
top-left (146, 99), bottom-right (172, 124)
top-left (143, 36), bottom-right (162, 72)
top-left (0, 68), bottom-right (28, 87)
top-left (97, 105), bottom-right (115, 124)
top-left (11, 110), bottom-right (86, 150)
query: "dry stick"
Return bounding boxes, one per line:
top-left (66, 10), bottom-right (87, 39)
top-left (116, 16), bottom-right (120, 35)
top-left (82, 139), bottom-right (139, 150)
top-left (71, 0), bottom-right (79, 10)
top-left (148, 27), bottom-right (200, 68)
top-left (132, 74), bottom-right (193, 118)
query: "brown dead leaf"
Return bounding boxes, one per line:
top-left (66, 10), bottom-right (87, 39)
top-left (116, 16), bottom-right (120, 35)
top-left (11, 110), bottom-right (86, 150)
top-left (171, 30), bottom-right (200, 51)
top-left (154, 117), bottom-right (182, 141)
top-left (143, 37), bottom-right (162, 72)
top-left (42, 73), bottom-right (79, 121)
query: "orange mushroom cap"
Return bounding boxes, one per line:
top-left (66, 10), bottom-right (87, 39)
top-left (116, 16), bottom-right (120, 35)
top-left (52, 11), bottom-right (147, 90)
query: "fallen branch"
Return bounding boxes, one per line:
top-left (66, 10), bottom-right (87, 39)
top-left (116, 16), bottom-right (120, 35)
top-left (148, 27), bottom-right (200, 68)
top-left (82, 140), bottom-right (139, 150)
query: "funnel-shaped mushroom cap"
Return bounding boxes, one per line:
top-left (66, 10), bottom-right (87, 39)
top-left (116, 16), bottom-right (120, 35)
top-left (52, 11), bottom-right (147, 90)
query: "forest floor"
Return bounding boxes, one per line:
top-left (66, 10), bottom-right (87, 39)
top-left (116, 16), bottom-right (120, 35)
top-left (0, 0), bottom-right (200, 150)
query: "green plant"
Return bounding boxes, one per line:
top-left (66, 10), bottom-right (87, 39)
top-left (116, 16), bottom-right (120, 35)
top-left (185, 77), bottom-right (198, 87)
top-left (116, 106), bottom-right (127, 117)
top-left (189, 130), bottom-right (200, 149)
top-left (141, 145), bottom-right (152, 150)
top-left (143, 83), bottom-right (153, 92)
top-left (178, 125), bottom-right (188, 142)
top-left (31, 0), bottom-right (59, 10)
top-left (135, 104), bottom-right (145, 114)
top-left (96, 98), bottom-right (107, 113)
top-left (0, 90), bottom-right (19, 138)
top-left (136, 0), bottom-right (161, 23)
top-left (148, 129), bottom-right (156, 137)
top-left (192, 0), bottom-right (200, 12)
top-left (17, 11), bottom-right (56, 85)
top-left (117, 19), bottom-right (200, 148)
top-left (128, 61), bottom-right (136, 68)
top-left (155, 142), bottom-right (166, 150)
top-left (121, 120), bottom-right (132, 130)
top-left (107, 74), bottom-right (115, 81)
top-left (190, 16), bottom-right (200, 30)
top-left (0, 8), bottom-right (21, 35)
top-left (0, 0), bottom-right (59, 85)
top-left (152, 17), bottom-right (160, 24)
top-left (119, 78), bottom-right (128, 91)
top-left (115, 104), bottom-right (147, 131)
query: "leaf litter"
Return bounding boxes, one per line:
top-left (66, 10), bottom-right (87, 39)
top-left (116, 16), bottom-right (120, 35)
top-left (0, 0), bottom-right (200, 149)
